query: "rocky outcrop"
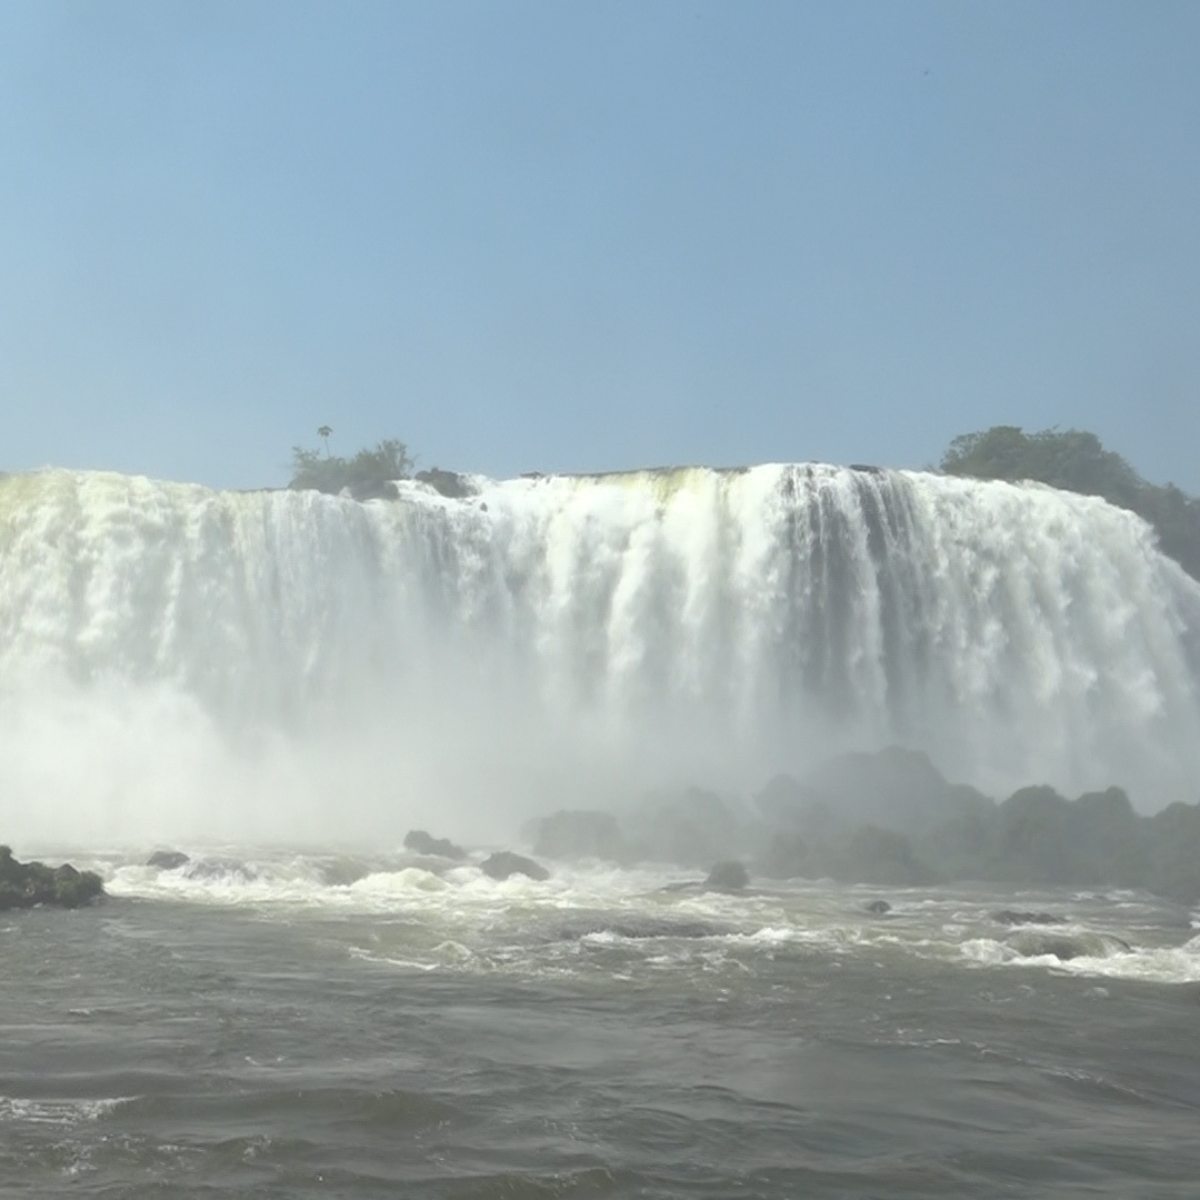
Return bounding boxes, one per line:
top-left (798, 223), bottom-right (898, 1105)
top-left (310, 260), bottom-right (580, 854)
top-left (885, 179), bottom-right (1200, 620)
top-left (404, 830), bottom-right (467, 860)
top-left (146, 849), bottom-right (190, 870)
top-left (480, 851), bottom-right (550, 882)
top-left (183, 857), bottom-right (257, 882)
top-left (415, 468), bottom-right (476, 499)
top-left (530, 810), bottom-right (629, 863)
top-left (991, 910), bottom-right (1066, 926)
top-left (0, 846), bottom-right (104, 910)
top-left (703, 860), bottom-right (749, 892)
top-left (626, 786), bottom-right (741, 867)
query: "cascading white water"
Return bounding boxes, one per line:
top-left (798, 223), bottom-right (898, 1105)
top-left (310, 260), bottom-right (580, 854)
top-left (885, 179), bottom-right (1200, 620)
top-left (2, 464), bottom-right (1198, 844)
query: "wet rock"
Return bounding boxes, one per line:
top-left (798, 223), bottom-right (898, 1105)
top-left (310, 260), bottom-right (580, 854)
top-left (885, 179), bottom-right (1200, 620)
top-left (414, 468), bottom-right (476, 499)
top-left (557, 915), bottom-right (727, 941)
top-left (0, 845), bottom-right (104, 910)
top-left (183, 857), bottom-right (258, 882)
top-left (530, 810), bottom-right (629, 863)
top-left (318, 856), bottom-right (376, 886)
top-left (865, 900), bottom-right (892, 914)
top-left (480, 851), bottom-right (550, 882)
top-left (704, 860), bottom-right (749, 892)
top-left (628, 786), bottom-right (741, 868)
top-left (1007, 930), bottom-right (1132, 960)
top-left (991, 910), bottom-right (1067, 926)
top-left (146, 850), bottom-right (190, 871)
top-left (403, 830), bottom-right (467, 861)
top-left (345, 478), bottom-right (400, 501)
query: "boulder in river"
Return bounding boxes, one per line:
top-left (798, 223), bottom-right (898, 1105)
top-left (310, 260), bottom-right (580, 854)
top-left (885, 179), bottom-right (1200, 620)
top-left (704, 860), bottom-right (749, 892)
top-left (146, 849), bottom-right (190, 870)
top-left (404, 830), bottom-right (467, 861)
top-left (480, 851), bottom-right (550, 882)
top-left (530, 810), bottom-right (629, 863)
top-left (991, 910), bottom-right (1067, 926)
top-left (0, 846), bottom-right (104, 910)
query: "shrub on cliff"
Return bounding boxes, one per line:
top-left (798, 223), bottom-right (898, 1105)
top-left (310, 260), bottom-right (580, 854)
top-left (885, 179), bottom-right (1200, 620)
top-left (288, 437), bottom-right (413, 498)
top-left (940, 426), bottom-right (1200, 582)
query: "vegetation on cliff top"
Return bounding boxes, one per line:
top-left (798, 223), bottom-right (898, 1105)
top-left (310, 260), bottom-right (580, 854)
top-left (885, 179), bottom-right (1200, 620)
top-left (288, 430), bottom-right (413, 498)
top-left (940, 425), bottom-right (1200, 582)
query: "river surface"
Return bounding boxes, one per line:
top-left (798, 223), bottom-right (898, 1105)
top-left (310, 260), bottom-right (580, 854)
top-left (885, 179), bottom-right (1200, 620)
top-left (4, 848), bottom-right (1200, 1198)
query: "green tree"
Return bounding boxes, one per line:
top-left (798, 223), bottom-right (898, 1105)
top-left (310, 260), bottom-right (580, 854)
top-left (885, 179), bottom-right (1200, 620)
top-left (288, 437), bottom-right (413, 497)
top-left (940, 426), bottom-right (1200, 582)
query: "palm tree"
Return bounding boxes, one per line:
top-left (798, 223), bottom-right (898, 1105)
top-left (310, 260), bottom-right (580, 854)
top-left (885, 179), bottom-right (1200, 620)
top-left (317, 425), bottom-right (333, 457)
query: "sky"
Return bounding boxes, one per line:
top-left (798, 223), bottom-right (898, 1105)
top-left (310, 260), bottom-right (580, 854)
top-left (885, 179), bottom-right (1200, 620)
top-left (1, 0), bottom-right (1197, 491)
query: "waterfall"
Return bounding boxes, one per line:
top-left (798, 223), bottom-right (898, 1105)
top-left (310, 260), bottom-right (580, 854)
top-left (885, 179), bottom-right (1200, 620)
top-left (2, 465), bottom-right (1198, 844)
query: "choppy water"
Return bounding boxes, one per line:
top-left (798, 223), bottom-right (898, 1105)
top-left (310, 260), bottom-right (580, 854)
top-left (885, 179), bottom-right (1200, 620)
top-left (5, 848), bottom-right (1199, 1198)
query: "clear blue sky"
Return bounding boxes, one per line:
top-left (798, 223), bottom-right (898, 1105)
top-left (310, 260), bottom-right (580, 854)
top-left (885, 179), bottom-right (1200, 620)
top-left (2, 0), bottom-right (1197, 490)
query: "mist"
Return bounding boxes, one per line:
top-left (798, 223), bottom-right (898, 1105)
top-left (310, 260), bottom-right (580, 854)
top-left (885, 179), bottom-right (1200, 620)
top-left (3, 463), bottom-right (1200, 850)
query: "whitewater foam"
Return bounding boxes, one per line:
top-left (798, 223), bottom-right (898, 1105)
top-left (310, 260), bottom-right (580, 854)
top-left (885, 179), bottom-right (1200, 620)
top-left (3, 465), bottom-right (1199, 842)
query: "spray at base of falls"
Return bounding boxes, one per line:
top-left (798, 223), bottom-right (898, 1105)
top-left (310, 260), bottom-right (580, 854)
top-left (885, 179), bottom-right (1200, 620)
top-left (2, 464), bottom-right (1198, 845)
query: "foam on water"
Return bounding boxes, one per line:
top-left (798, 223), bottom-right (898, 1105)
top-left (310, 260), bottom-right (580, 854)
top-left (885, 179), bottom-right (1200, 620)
top-left (94, 849), bottom-right (1200, 987)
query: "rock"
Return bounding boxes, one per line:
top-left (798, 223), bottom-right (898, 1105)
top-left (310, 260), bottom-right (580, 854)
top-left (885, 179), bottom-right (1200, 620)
top-left (480, 851), bottom-right (550, 882)
top-left (628, 786), bottom-right (740, 867)
top-left (0, 845), bottom-right (104, 910)
top-left (414, 468), bottom-right (476, 499)
top-left (556, 915), bottom-right (727, 940)
top-left (146, 850), bottom-right (190, 870)
top-left (1007, 930), bottom-right (1132, 961)
top-left (704, 860), bottom-right (749, 892)
top-left (839, 824), bottom-right (935, 886)
top-left (403, 830), bottom-right (467, 860)
top-left (530, 810), bottom-right (629, 863)
top-left (865, 899), bottom-right (892, 914)
top-left (183, 857), bottom-right (257, 882)
top-left (991, 910), bottom-right (1067, 926)
top-left (755, 830), bottom-right (813, 879)
top-left (318, 856), bottom-right (376, 886)
top-left (346, 478), bottom-right (399, 501)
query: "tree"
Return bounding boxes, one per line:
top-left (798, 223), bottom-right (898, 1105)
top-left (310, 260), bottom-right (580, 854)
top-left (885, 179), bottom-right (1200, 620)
top-left (288, 436), bottom-right (413, 497)
top-left (940, 425), bottom-right (1200, 582)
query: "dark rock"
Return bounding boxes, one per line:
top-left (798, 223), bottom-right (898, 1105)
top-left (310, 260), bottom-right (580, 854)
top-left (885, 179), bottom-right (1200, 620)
top-left (0, 845), bottom-right (104, 910)
top-left (703, 860), bottom-right (749, 892)
top-left (992, 910), bottom-right (1067, 926)
top-left (415, 468), bottom-right (476, 499)
top-left (865, 900), bottom-right (892, 914)
top-left (840, 824), bottom-right (935, 886)
top-left (530, 810), bottom-right (629, 863)
top-left (1007, 930), bottom-right (1132, 961)
top-left (480, 851), bottom-right (550, 882)
top-left (318, 856), bottom-right (376, 886)
top-left (183, 857), bottom-right (257, 882)
top-left (346, 478), bottom-right (400, 501)
top-left (755, 830), bottom-right (812, 879)
top-left (403, 830), bottom-right (467, 861)
top-left (556, 915), bottom-right (727, 940)
top-left (628, 786), bottom-right (740, 867)
top-left (146, 850), bottom-right (190, 871)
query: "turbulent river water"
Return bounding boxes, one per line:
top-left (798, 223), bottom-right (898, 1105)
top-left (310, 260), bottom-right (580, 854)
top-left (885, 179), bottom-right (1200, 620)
top-left (4, 851), bottom-right (1200, 1198)
top-left (3, 464), bottom-right (1200, 1195)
